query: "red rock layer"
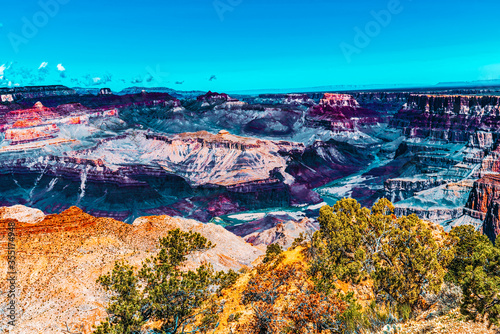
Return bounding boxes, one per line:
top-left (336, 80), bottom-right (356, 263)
top-left (0, 207), bottom-right (98, 238)
top-left (465, 175), bottom-right (500, 241)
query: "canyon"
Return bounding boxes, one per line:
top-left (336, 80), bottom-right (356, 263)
top-left (2, 86), bottom-right (500, 243)
top-left (3, 85), bottom-right (500, 332)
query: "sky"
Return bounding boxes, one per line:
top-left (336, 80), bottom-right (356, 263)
top-left (1, 0), bottom-right (500, 92)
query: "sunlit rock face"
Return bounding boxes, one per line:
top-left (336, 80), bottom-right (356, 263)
top-left (320, 93), bottom-right (361, 109)
top-left (0, 206), bottom-right (263, 333)
top-left (464, 175), bottom-right (500, 241)
top-left (381, 94), bottom-right (500, 236)
top-left (6, 86), bottom-right (500, 242)
top-left (306, 93), bottom-right (382, 132)
top-left (393, 181), bottom-right (474, 224)
top-left (140, 130), bottom-right (303, 186)
top-left (0, 101), bottom-right (120, 153)
top-left (465, 175), bottom-right (500, 220)
top-left (385, 177), bottom-right (449, 202)
top-left (243, 218), bottom-right (318, 250)
top-left (0, 205), bottom-right (45, 224)
top-left (469, 131), bottom-right (497, 150)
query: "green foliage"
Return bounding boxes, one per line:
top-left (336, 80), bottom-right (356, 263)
top-left (447, 225), bottom-right (493, 285)
top-left (262, 243), bottom-right (283, 264)
top-left (95, 228), bottom-right (235, 334)
top-left (447, 225), bottom-right (500, 327)
top-left (290, 232), bottom-right (308, 251)
top-left (311, 198), bottom-right (395, 288)
top-left (310, 198), bottom-right (456, 316)
top-left (227, 312), bottom-right (242, 323)
top-left (95, 262), bottom-right (143, 334)
top-left (371, 214), bottom-right (455, 313)
top-left (336, 292), bottom-right (366, 333)
top-left (218, 269), bottom-right (239, 290)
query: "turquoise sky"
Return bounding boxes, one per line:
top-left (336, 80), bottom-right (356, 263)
top-left (1, 0), bottom-right (500, 92)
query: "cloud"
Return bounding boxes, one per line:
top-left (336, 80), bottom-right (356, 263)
top-left (175, 81), bottom-right (184, 85)
top-left (209, 75), bottom-right (217, 81)
top-left (39, 62), bottom-right (49, 70)
top-left (57, 64), bottom-right (66, 72)
top-left (0, 64), bottom-right (6, 79)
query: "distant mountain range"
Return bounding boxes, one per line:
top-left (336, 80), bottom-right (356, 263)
top-left (71, 86), bottom-right (205, 99)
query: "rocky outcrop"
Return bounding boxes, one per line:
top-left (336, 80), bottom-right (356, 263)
top-left (243, 218), bottom-right (318, 250)
top-left (196, 91), bottom-right (231, 103)
top-left (394, 207), bottom-right (464, 223)
top-left (81, 130), bottom-right (304, 187)
top-left (350, 92), bottom-right (409, 113)
top-left (464, 175), bottom-right (500, 220)
top-left (391, 95), bottom-right (500, 143)
top-left (385, 177), bottom-right (448, 202)
top-left (393, 181), bottom-right (474, 224)
top-left (306, 93), bottom-right (382, 132)
top-left (405, 94), bottom-right (500, 114)
top-left (464, 175), bottom-right (500, 241)
top-left (442, 214), bottom-right (483, 232)
top-left (0, 131), bottom-right (335, 223)
top-left (0, 101), bottom-right (120, 148)
top-left (468, 131), bottom-right (497, 149)
top-left (484, 200), bottom-right (500, 243)
top-left (285, 138), bottom-right (374, 202)
top-left (0, 206), bottom-right (263, 334)
top-left (478, 142), bottom-right (500, 174)
top-left (0, 205), bottom-right (45, 224)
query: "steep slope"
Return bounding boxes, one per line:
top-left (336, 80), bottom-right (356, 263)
top-left (0, 206), bottom-right (263, 334)
top-left (391, 94), bottom-right (500, 142)
top-left (243, 218), bottom-right (318, 250)
top-left (464, 175), bottom-right (500, 241)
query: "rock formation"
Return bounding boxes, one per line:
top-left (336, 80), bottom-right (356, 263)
top-left (0, 206), bottom-right (263, 333)
top-left (464, 175), bottom-right (500, 241)
top-left (391, 94), bottom-right (500, 142)
top-left (243, 218), bottom-right (318, 250)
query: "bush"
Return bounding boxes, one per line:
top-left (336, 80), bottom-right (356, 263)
top-left (241, 262), bottom-right (349, 333)
top-left (262, 243), bottom-right (283, 264)
top-left (95, 228), bottom-right (232, 334)
top-left (447, 225), bottom-right (500, 327)
top-left (310, 198), bottom-right (456, 317)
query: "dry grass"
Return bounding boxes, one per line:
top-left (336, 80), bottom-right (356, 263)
top-left (399, 309), bottom-right (498, 334)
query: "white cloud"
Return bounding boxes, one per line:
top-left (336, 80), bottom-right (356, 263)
top-left (0, 64), bottom-right (6, 79)
top-left (57, 63), bottom-right (66, 72)
top-left (93, 77), bottom-right (101, 84)
top-left (39, 62), bottom-right (48, 70)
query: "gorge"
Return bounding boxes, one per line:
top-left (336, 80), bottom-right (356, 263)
top-left (2, 86), bottom-right (500, 242)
